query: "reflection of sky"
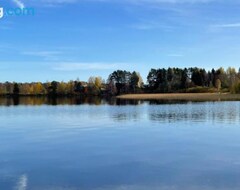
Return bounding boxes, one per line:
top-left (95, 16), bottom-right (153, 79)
top-left (0, 102), bottom-right (240, 189)
top-left (15, 174), bottom-right (27, 190)
top-left (0, 102), bottom-right (239, 128)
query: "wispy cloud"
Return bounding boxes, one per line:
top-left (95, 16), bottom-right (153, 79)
top-left (131, 20), bottom-right (174, 30)
top-left (22, 51), bottom-right (61, 60)
top-left (42, 0), bottom-right (77, 3)
top-left (54, 62), bottom-right (123, 71)
top-left (28, 0), bottom-right (215, 6)
top-left (12, 0), bottom-right (25, 9)
top-left (167, 53), bottom-right (184, 57)
top-left (120, 0), bottom-right (215, 4)
top-left (211, 23), bottom-right (240, 28)
top-left (28, 0), bottom-right (77, 6)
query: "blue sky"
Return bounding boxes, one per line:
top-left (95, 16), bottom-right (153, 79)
top-left (0, 0), bottom-right (240, 82)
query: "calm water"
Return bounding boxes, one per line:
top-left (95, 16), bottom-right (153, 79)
top-left (0, 98), bottom-right (240, 190)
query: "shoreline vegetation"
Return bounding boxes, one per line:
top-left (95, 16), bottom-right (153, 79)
top-left (117, 93), bottom-right (240, 101)
top-left (1, 67), bottom-right (240, 97)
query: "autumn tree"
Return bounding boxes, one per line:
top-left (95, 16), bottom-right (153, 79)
top-left (95, 77), bottom-right (102, 89)
top-left (215, 79), bottom-right (221, 92)
top-left (33, 82), bottom-right (46, 95)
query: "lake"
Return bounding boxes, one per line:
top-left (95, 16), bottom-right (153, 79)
top-left (0, 97), bottom-right (240, 190)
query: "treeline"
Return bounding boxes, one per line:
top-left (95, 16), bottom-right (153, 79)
top-left (146, 67), bottom-right (240, 93)
top-left (0, 77), bottom-right (104, 96)
top-left (108, 67), bottom-right (240, 94)
top-left (0, 67), bottom-right (240, 96)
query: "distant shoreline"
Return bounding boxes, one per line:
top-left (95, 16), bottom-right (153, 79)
top-left (117, 93), bottom-right (240, 101)
top-left (1, 93), bottom-right (240, 101)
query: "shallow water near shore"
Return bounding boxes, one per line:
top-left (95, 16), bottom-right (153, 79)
top-left (0, 97), bottom-right (240, 190)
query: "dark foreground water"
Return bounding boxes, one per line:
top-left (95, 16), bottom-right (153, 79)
top-left (0, 97), bottom-right (240, 190)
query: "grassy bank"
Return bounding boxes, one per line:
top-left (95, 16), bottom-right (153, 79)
top-left (117, 93), bottom-right (240, 101)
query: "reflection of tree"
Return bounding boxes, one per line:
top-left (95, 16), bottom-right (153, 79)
top-left (148, 102), bottom-right (239, 124)
top-left (13, 96), bottom-right (19, 105)
top-left (0, 98), bottom-right (239, 124)
top-left (111, 111), bottom-right (140, 122)
top-left (113, 113), bottom-right (128, 121)
top-left (0, 97), bottom-right (144, 106)
top-left (107, 98), bottom-right (144, 106)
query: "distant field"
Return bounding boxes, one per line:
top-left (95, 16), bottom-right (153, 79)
top-left (117, 93), bottom-right (240, 101)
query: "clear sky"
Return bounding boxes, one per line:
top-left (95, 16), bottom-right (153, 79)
top-left (0, 0), bottom-right (240, 82)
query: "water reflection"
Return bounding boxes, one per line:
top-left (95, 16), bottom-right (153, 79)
top-left (1, 97), bottom-right (239, 107)
top-left (149, 102), bottom-right (240, 124)
top-left (0, 97), bottom-right (239, 124)
top-left (0, 97), bottom-right (144, 106)
top-left (1, 99), bottom-right (240, 190)
top-left (15, 174), bottom-right (28, 190)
